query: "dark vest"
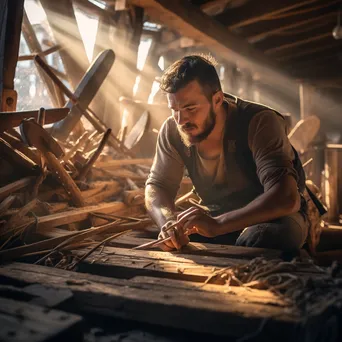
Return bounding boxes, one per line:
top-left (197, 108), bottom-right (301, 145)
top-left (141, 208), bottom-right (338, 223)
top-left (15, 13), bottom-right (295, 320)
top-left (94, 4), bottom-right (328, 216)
top-left (170, 94), bottom-right (307, 216)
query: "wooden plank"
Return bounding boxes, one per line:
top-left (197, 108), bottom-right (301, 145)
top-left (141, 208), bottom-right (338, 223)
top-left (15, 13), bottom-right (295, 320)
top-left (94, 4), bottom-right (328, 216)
top-left (0, 108), bottom-right (69, 132)
top-left (0, 177), bottom-right (34, 201)
top-left (35, 202), bottom-right (128, 229)
top-left (2, 0), bottom-right (24, 110)
top-left (0, 262), bottom-right (305, 339)
top-left (0, 297), bottom-right (82, 342)
top-left (95, 158), bottom-right (153, 168)
top-left (105, 234), bottom-right (283, 260)
top-left (72, 245), bottom-right (317, 282)
top-left (2, 0), bottom-right (23, 88)
top-left (71, 245), bottom-right (248, 282)
top-left (130, 275), bottom-right (287, 307)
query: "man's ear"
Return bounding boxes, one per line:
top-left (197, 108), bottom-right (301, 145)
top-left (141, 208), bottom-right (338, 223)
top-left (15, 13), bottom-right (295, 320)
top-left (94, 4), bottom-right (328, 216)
top-left (213, 91), bottom-right (224, 108)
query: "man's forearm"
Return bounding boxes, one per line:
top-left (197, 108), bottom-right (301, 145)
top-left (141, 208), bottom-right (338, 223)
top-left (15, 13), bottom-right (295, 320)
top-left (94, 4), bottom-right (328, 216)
top-left (145, 184), bottom-right (177, 228)
top-left (216, 175), bottom-right (301, 235)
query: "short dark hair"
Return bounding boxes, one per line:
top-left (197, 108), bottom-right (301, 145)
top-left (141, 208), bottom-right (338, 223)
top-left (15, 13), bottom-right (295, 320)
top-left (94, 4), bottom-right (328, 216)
top-left (159, 54), bottom-right (222, 99)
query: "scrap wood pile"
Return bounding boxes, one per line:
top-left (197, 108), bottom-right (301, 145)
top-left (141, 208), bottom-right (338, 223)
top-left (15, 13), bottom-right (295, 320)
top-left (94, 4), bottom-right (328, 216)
top-left (0, 107), bottom-right (164, 264)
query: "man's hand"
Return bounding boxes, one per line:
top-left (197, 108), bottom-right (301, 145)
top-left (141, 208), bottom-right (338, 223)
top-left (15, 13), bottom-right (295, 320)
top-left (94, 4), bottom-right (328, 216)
top-left (158, 207), bottom-right (221, 251)
top-left (179, 207), bottom-right (220, 238)
top-left (158, 220), bottom-right (190, 251)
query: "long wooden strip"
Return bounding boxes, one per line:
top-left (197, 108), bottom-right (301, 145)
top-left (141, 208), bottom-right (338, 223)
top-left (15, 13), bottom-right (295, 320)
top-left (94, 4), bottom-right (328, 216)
top-left (0, 202), bottom-right (132, 242)
top-left (0, 263), bottom-right (305, 339)
top-left (0, 177), bottom-right (34, 201)
top-left (104, 234), bottom-right (283, 260)
top-left (0, 137), bottom-right (37, 170)
top-left (0, 220), bottom-right (150, 262)
top-left (0, 108), bottom-right (69, 132)
top-left (95, 158), bottom-right (153, 169)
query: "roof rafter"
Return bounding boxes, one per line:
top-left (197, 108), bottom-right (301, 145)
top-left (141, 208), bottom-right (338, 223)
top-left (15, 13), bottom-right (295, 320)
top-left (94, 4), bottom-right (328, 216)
top-left (215, 0), bottom-right (321, 29)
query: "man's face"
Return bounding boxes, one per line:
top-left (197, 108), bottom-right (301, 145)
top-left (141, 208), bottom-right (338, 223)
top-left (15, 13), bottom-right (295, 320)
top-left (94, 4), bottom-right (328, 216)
top-left (167, 80), bottom-right (216, 147)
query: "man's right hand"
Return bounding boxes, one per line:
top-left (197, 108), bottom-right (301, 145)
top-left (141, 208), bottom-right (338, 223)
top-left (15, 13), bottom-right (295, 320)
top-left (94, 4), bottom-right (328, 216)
top-left (158, 220), bottom-right (190, 251)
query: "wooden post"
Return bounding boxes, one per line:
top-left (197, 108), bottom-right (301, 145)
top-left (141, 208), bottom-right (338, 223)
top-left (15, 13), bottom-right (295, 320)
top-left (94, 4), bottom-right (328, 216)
top-left (1, 0), bottom-right (24, 112)
top-left (299, 82), bottom-right (317, 120)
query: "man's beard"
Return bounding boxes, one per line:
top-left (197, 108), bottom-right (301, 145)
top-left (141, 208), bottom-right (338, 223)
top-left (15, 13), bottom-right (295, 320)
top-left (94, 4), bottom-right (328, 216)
top-left (178, 107), bottom-right (216, 147)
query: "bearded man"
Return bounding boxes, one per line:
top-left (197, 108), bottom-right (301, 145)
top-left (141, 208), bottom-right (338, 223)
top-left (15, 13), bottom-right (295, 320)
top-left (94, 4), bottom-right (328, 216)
top-left (145, 55), bottom-right (309, 253)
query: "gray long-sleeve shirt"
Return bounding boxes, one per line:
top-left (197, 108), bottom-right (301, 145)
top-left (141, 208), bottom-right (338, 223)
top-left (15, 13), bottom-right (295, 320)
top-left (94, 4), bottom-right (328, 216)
top-left (146, 100), bottom-right (297, 212)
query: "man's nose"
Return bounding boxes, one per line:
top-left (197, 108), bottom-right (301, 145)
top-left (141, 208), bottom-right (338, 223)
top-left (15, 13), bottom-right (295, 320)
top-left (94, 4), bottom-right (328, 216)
top-left (174, 110), bottom-right (188, 125)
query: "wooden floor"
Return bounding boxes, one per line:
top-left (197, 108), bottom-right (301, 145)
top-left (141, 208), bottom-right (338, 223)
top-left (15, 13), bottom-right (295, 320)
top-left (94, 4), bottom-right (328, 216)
top-left (0, 229), bottom-right (341, 341)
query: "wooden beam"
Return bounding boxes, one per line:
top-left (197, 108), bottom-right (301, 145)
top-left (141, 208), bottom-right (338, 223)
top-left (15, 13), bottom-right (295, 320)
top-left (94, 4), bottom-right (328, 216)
top-left (277, 41), bottom-right (342, 62)
top-left (247, 11), bottom-right (337, 43)
top-left (18, 44), bottom-right (61, 61)
top-left (215, 0), bottom-right (321, 29)
top-left (265, 32), bottom-right (333, 55)
top-left (0, 177), bottom-right (34, 201)
top-left (130, 0), bottom-right (295, 89)
top-left (2, 0), bottom-right (24, 91)
top-left (254, 20), bottom-right (336, 52)
top-left (1, 0), bottom-right (24, 111)
top-left (0, 263), bottom-right (313, 339)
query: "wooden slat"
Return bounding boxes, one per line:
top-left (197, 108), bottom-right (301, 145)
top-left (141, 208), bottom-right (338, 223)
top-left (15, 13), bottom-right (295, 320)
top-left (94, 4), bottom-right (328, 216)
top-left (0, 263), bottom-right (306, 339)
top-left (72, 244), bottom-right (317, 281)
top-left (72, 245), bottom-right (248, 282)
top-left (130, 275), bottom-right (287, 307)
top-left (0, 297), bottom-right (82, 342)
top-left (0, 177), bottom-right (34, 201)
top-left (94, 158), bottom-right (153, 169)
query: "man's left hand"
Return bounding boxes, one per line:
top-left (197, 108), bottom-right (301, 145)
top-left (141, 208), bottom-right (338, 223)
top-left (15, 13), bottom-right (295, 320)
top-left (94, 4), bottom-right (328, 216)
top-left (177, 207), bottom-right (221, 238)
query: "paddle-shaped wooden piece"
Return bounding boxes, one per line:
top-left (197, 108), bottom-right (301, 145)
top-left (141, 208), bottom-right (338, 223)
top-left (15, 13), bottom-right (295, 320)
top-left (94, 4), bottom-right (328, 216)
top-left (0, 108), bottom-right (69, 133)
top-left (288, 115), bottom-right (320, 153)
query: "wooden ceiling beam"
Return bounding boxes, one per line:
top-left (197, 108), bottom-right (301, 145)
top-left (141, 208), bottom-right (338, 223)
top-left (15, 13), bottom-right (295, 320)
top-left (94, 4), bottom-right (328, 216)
top-left (277, 41), bottom-right (342, 62)
top-left (247, 11), bottom-right (337, 44)
top-left (256, 21), bottom-right (336, 52)
top-left (214, 0), bottom-right (321, 29)
top-left (265, 32), bottom-right (332, 55)
top-left (129, 0), bottom-right (295, 87)
top-left (287, 50), bottom-right (342, 72)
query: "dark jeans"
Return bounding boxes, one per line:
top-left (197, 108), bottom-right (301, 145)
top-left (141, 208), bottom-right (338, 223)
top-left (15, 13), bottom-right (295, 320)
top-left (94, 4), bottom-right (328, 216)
top-left (191, 212), bottom-right (309, 253)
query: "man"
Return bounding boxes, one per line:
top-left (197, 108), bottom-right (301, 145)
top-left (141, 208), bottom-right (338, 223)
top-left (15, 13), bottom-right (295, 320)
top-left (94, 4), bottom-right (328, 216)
top-left (145, 55), bottom-right (309, 252)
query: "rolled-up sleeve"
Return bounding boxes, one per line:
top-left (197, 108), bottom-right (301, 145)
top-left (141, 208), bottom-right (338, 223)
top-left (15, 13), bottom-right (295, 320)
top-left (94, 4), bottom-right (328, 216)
top-left (248, 111), bottom-right (298, 192)
top-left (146, 118), bottom-right (184, 199)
